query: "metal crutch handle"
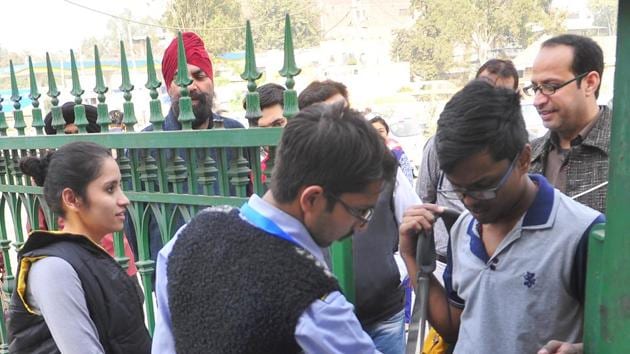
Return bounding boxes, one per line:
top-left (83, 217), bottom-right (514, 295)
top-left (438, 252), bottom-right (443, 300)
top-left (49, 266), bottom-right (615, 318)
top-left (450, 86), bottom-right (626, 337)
top-left (405, 208), bottom-right (460, 354)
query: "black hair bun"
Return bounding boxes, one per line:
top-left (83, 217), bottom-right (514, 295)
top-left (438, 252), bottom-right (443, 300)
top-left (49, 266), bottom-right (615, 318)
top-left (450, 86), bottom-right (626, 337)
top-left (19, 152), bottom-right (53, 187)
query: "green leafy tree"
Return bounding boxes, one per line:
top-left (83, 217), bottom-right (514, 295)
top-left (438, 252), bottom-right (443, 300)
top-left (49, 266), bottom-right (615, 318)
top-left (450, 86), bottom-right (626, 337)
top-left (588, 0), bottom-right (617, 35)
top-left (162, 0), bottom-right (244, 55)
top-left (392, 0), bottom-right (565, 79)
top-left (247, 0), bottom-right (321, 50)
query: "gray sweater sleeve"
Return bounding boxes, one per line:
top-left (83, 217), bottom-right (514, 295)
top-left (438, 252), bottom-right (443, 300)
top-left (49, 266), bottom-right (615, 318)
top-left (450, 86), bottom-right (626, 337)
top-left (26, 257), bottom-right (105, 354)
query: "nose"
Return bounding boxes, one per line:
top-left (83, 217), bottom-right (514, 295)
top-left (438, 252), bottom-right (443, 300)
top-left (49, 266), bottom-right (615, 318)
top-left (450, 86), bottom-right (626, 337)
top-left (533, 90), bottom-right (548, 109)
top-left (461, 194), bottom-right (479, 210)
top-left (118, 192), bottom-right (130, 207)
top-left (188, 80), bottom-right (200, 93)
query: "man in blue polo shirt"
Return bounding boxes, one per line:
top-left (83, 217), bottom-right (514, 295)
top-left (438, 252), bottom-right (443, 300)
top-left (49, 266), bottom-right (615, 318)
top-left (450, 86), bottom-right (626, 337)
top-left (152, 102), bottom-right (397, 353)
top-left (400, 80), bottom-right (603, 354)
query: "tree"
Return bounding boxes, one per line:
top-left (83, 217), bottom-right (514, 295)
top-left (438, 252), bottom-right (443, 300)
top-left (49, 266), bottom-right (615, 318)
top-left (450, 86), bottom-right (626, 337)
top-left (161, 0), bottom-right (244, 55)
top-left (80, 9), bottom-right (165, 60)
top-left (588, 0), bottom-right (617, 35)
top-left (247, 0), bottom-right (321, 50)
top-left (392, 0), bottom-right (565, 80)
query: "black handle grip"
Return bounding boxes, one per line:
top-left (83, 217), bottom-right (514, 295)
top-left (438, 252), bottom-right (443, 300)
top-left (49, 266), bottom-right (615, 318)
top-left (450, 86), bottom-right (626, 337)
top-left (414, 208), bottom-right (461, 274)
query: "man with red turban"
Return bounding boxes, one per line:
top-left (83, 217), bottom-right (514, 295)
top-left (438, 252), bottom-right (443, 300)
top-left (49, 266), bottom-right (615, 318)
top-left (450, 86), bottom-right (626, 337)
top-left (145, 32), bottom-right (244, 131)
top-left (127, 33), bottom-right (248, 298)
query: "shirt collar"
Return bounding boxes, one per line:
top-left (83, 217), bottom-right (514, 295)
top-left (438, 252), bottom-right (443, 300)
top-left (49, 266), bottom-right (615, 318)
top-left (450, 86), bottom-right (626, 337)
top-left (521, 174), bottom-right (556, 228)
top-left (549, 106), bottom-right (602, 149)
top-left (243, 194), bottom-right (327, 266)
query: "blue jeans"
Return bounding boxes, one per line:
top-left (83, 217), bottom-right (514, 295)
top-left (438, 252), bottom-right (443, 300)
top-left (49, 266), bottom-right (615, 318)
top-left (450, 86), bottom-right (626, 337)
top-left (364, 309), bottom-right (405, 354)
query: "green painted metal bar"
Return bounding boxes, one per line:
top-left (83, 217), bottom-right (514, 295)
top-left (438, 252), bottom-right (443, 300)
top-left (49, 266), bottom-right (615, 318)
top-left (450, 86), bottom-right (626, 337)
top-left (0, 129), bottom-right (281, 150)
top-left (93, 45), bottom-right (111, 132)
top-left (46, 53), bottom-right (64, 134)
top-left (145, 37), bottom-right (165, 131)
top-left (28, 57), bottom-right (45, 136)
top-left (174, 32), bottom-right (194, 130)
top-left (241, 20), bottom-right (262, 124)
top-left (69, 50), bottom-right (88, 133)
top-left (279, 14), bottom-right (301, 119)
top-left (0, 94), bottom-right (7, 136)
top-left (228, 148), bottom-right (251, 198)
top-left (9, 61), bottom-right (27, 136)
top-left (119, 41), bottom-right (138, 130)
top-left (583, 1), bottom-right (630, 352)
top-left (197, 150), bottom-right (218, 195)
top-left (331, 238), bottom-right (355, 303)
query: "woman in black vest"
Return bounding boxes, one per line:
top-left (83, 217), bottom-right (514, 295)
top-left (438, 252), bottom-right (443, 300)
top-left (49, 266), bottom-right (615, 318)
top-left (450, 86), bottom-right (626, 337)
top-left (8, 141), bottom-right (151, 354)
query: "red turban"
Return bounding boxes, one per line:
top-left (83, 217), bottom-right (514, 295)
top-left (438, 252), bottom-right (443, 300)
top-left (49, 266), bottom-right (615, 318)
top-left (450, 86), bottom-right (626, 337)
top-left (161, 32), bottom-right (214, 89)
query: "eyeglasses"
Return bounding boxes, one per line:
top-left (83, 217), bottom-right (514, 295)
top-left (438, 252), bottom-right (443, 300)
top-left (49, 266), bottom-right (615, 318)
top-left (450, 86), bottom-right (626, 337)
top-left (327, 193), bottom-right (375, 225)
top-left (523, 72), bottom-right (588, 96)
top-left (438, 153), bottom-right (520, 201)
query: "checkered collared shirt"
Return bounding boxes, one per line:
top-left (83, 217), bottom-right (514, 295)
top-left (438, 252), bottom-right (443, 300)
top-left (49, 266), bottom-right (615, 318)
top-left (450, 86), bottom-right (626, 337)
top-left (530, 105), bottom-right (611, 213)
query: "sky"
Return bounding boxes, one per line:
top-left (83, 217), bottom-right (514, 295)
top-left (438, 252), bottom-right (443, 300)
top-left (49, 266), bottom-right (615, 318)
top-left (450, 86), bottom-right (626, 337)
top-left (1, 0), bottom-right (167, 52)
top-left (2, 0), bottom-right (589, 53)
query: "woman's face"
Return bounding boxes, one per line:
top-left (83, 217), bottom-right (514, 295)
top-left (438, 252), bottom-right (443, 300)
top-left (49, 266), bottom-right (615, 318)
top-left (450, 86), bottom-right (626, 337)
top-left (74, 157), bottom-right (129, 238)
top-left (372, 122), bottom-right (388, 140)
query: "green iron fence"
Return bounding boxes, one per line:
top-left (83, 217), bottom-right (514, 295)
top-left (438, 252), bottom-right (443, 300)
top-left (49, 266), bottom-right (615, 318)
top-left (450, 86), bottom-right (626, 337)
top-left (583, 2), bottom-right (630, 353)
top-left (0, 15), bottom-right (356, 351)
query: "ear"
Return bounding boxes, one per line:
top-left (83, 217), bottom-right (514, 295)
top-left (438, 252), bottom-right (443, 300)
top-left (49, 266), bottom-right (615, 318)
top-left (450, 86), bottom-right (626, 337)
top-left (61, 188), bottom-right (83, 213)
top-left (298, 185), bottom-right (326, 215)
top-left (582, 71), bottom-right (600, 98)
top-left (518, 144), bottom-right (532, 174)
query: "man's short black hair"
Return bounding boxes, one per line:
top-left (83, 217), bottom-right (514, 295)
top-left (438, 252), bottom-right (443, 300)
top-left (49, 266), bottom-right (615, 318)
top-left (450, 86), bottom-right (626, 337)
top-left (436, 80), bottom-right (528, 173)
top-left (243, 83), bottom-right (286, 111)
top-left (271, 101), bottom-right (397, 203)
top-left (542, 34), bottom-right (604, 97)
top-left (298, 80), bottom-right (348, 109)
top-left (44, 102), bottom-right (101, 135)
top-left (476, 59), bottom-right (519, 90)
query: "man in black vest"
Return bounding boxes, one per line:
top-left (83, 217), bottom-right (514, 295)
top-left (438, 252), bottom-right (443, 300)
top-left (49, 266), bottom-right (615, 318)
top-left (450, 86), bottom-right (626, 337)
top-left (152, 102), bottom-right (397, 353)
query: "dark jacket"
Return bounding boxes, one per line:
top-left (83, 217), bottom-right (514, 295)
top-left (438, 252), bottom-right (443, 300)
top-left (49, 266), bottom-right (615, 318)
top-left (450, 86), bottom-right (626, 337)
top-left (530, 105), bottom-right (611, 213)
top-left (168, 208), bottom-right (339, 354)
top-left (354, 181), bottom-right (404, 327)
top-left (8, 231), bottom-right (151, 354)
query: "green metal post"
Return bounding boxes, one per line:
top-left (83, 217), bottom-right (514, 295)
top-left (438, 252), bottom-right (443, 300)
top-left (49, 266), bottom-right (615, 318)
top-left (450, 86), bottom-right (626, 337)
top-left (69, 50), bottom-right (88, 133)
top-left (28, 57), bottom-right (45, 136)
top-left (145, 37), bottom-right (165, 131)
top-left (9, 61), bottom-right (27, 136)
top-left (583, 2), bottom-right (630, 352)
top-left (46, 53), bottom-right (64, 133)
top-left (119, 41), bottom-right (138, 131)
top-left (241, 20), bottom-right (262, 124)
top-left (0, 94), bottom-right (7, 136)
top-left (93, 45), bottom-right (110, 132)
top-left (331, 239), bottom-right (355, 303)
top-left (174, 32), bottom-right (194, 130)
top-left (279, 14), bottom-right (301, 119)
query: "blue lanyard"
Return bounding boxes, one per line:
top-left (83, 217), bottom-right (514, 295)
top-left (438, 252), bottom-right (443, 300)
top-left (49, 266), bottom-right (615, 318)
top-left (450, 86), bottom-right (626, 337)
top-left (240, 202), bottom-right (301, 247)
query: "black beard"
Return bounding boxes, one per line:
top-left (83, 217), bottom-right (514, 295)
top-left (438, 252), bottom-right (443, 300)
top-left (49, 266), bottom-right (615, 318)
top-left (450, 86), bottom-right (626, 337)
top-left (172, 90), bottom-right (214, 129)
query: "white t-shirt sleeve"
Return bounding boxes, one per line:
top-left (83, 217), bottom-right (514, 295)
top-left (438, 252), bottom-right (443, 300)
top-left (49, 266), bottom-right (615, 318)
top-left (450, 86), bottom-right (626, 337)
top-left (393, 167), bottom-right (422, 225)
top-left (26, 256), bottom-right (105, 354)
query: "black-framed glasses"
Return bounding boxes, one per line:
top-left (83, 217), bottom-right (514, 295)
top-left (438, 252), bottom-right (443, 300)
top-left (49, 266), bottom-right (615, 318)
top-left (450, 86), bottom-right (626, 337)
top-left (523, 72), bottom-right (588, 96)
top-left (327, 193), bottom-right (374, 225)
top-left (438, 152), bottom-right (520, 201)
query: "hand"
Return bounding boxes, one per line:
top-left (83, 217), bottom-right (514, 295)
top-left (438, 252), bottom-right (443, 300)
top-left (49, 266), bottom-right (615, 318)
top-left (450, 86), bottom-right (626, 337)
top-left (537, 341), bottom-right (583, 354)
top-left (398, 203), bottom-right (444, 261)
